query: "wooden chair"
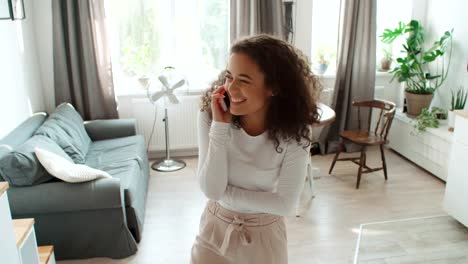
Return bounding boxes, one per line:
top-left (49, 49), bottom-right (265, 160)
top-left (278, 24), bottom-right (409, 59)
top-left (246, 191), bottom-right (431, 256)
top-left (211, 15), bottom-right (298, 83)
top-left (328, 99), bottom-right (396, 189)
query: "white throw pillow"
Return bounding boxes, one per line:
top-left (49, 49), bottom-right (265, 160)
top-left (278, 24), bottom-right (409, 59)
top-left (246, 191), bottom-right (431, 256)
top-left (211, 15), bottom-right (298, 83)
top-left (35, 147), bottom-right (111, 183)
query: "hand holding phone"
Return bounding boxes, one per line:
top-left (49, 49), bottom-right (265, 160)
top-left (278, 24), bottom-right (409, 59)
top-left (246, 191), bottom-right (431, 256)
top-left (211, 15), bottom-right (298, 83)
top-left (219, 88), bottom-right (230, 112)
top-left (211, 86), bottom-right (232, 123)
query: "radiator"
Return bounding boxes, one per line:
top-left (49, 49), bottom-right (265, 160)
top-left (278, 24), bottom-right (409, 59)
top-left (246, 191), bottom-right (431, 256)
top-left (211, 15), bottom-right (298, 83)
top-left (130, 95), bottom-right (201, 157)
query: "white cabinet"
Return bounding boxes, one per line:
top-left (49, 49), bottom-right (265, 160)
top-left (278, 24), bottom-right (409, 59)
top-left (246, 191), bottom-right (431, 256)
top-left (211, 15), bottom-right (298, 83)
top-left (444, 111), bottom-right (468, 228)
top-left (388, 110), bottom-right (453, 181)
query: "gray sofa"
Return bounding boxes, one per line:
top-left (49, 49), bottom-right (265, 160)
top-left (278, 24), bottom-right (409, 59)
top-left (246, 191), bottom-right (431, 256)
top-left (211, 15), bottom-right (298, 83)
top-left (0, 105), bottom-right (149, 260)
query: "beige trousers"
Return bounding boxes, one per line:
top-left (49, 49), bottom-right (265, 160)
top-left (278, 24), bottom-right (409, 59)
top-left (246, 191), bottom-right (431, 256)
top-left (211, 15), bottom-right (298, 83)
top-left (191, 200), bottom-right (288, 264)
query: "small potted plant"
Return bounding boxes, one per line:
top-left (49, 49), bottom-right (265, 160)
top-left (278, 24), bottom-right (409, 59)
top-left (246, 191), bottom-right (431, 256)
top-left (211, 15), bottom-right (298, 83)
top-left (121, 38), bottom-right (156, 91)
top-left (448, 87), bottom-right (467, 131)
top-left (314, 48), bottom-right (330, 75)
top-left (379, 48), bottom-right (392, 72)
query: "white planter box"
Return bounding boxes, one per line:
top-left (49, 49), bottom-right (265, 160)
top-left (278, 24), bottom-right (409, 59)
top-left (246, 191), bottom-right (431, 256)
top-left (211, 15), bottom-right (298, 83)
top-left (387, 109), bottom-right (453, 181)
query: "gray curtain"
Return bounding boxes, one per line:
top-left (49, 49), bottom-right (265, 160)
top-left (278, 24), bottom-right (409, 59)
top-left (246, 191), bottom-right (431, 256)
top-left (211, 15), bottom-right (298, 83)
top-left (230, 0), bottom-right (286, 42)
top-left (319, 0), bottom-right (377, 153)
top-left (53, 0), bottom-right (118, 120)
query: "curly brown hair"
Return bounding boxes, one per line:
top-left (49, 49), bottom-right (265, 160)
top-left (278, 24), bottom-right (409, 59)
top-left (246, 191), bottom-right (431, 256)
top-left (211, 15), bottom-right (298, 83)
top-left (200, 34), bottom-right (322, 153)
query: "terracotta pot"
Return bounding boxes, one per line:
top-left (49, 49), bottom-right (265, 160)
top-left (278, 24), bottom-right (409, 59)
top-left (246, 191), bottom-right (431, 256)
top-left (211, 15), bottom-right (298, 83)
top-left (380, 58), bottom-right (392, 71)
top-left (405, 91), bottom-right (434, 117)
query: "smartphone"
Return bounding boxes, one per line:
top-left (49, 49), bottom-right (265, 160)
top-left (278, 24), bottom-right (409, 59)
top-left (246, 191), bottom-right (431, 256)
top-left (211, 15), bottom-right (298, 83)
top-left (219, 88), bottom-right (230, 112)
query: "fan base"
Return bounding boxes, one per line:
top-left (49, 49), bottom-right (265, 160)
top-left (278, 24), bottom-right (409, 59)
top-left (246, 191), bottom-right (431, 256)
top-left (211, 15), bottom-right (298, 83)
top-left (151, 159), bottom-right (186, 172)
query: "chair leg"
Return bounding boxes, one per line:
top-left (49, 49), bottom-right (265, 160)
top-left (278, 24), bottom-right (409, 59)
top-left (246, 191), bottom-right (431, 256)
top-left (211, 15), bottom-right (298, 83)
top-left (329, 150), bottom-right (341, 175)
top-left (329, 143), bottom-right (343, 174)
top-left (380, 145), bottom-right (388, 180)
top-left (356, 147), bottom-right (366, 189)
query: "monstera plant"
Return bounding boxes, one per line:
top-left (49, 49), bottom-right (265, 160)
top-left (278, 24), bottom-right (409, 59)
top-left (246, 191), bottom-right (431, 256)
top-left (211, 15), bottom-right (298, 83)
top-left (380, 20), bottom-right (453, 116)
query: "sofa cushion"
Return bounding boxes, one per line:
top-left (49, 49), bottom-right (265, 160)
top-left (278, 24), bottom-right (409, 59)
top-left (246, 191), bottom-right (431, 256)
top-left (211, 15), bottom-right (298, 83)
top-left (0, 135), bottom-right (73, 186)
top-left (85, 135), bottom-right (146, 172)
top-left (35, 147), bottom-right (112, 183)
top-left (104, 159), bottom-right (141, 188)
top-left (0, 145), bottom-right (13, 181)
top-left (35, 103), bottom-right (91, 163)
top-left (0, 113), bottom-right (48, 182)
top-left (0, 113), bottom-right (48, 149)
top-left (85, 135), bottom-right (148, 211)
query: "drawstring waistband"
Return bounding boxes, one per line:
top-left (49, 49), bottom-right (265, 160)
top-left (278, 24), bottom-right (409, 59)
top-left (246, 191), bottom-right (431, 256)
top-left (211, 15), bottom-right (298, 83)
top-left (206, 200), bottom-right (281, 256)
top-left (219, 215), bottom-right (253, 255)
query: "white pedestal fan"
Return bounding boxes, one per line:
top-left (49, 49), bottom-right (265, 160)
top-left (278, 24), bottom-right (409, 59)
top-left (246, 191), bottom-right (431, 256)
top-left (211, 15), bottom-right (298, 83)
top-left (139, 66), bottom-right (188, 172)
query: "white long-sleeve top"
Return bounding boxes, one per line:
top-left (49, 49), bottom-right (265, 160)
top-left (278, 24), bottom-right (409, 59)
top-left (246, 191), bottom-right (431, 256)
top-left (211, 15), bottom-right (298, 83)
top-left (197, 110), bottom-right (312, 216)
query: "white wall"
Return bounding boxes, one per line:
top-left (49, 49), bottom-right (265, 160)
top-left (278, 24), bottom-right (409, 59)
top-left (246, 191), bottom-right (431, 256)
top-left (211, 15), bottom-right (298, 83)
top-left (32, 0), bottom-right (54, 114)
top-left (0, 0), bottom-right (45, 138)
top-left (424, 0), bottom-right (468, 109)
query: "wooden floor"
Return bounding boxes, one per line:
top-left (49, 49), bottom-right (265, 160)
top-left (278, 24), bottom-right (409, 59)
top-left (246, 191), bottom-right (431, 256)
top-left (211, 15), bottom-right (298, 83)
top-left (356, 215), bottom-right (468, 263)
top-left (58, 147), bottom-right (447, 264)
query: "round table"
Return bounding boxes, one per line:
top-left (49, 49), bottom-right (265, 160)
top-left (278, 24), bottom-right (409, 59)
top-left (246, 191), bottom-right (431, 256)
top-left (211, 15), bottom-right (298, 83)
top-left (314, 102), bottom-right (336, 127)
top-left (310, 103), bottom-right (336, 146)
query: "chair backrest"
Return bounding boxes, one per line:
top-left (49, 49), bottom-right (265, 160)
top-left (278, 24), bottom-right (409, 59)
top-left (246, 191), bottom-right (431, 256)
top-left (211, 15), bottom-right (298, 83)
top-left (353, 99), bottom-right (396, 140)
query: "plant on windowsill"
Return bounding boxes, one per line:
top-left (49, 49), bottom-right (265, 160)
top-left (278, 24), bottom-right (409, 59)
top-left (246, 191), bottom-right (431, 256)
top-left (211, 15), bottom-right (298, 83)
top-left (448, 87), bottom-right (467, 131)
top-left (379, 48), bottom-right (393, 72)
top-left (380, 20), bottom-right (454, 117)
top-left (314, 48), bottom-right (331, 75)
top-left (121, 40), bottom-right (154, 78)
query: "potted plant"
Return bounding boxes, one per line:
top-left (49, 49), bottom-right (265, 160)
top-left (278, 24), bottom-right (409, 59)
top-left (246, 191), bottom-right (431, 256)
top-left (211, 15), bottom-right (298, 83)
top-left (448, 87), bottom-right (467, 131)
top-left (379, 48), bottom-right (393, 72)
top-left (314, 48), bottom-right (330, 75)
top-left (413, 106), bottom-right (447, 133)
top-left (413, 108), bottom-right (439, 133)
top-left (380, 20), bottom-right (453, 117)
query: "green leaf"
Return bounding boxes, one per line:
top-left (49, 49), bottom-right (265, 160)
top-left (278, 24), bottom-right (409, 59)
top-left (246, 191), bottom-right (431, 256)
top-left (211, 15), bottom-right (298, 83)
top-left (380, 22), bottom-right (406, 44)
top-left (414, 107), bottom-right (440, 132)
top-left (450, 87), bottom-right (467, 110)
top-left (381, 20), bottom-right (453, 94)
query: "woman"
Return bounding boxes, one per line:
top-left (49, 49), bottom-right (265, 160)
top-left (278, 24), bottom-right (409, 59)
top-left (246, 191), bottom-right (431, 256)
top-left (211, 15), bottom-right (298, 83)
top-left (191, 34), bottom-right (322, 264)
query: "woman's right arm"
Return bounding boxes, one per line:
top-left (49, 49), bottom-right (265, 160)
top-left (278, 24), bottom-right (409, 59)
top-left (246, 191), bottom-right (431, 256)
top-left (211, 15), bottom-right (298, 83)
top-left (197, 110), bottom-right (230, 200)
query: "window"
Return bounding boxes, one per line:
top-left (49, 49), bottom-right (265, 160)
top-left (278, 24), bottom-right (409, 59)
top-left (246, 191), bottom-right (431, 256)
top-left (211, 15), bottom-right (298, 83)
top-left (309, 0), bottom-right (413, 75)
top-left (310, 0), bottom-right (340, 75)
top-left (376, 0), bottom-right (412, 72)
top-left (105, 0), bottom-right (229, 95)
